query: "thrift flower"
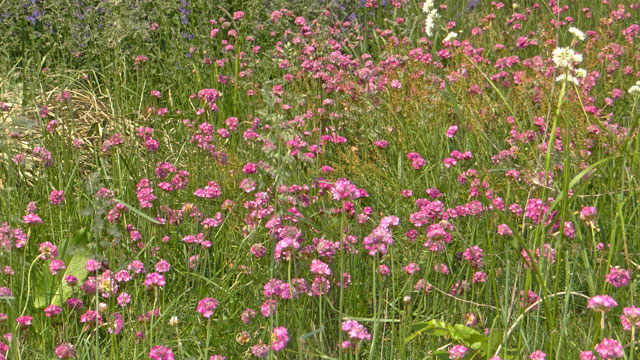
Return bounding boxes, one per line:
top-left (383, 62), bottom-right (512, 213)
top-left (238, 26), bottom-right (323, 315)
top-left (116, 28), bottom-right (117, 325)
top-left (251, 343), bottom-right (269, 358)
top-left (148, 345), bottom-right (174, 360)
top-left (605, 266), bottom-right (631, 287)
top-left (594, 338), bottom-right (623, 359)
top-left (449, 345), bottom-right (467, 359)
top-left (197, 297), bottom-right (218, 318)
top-left (529, 350), bottom-right (546, 360)
top-left (580, 351), bottom-right (596, 360)
top-left (621, 306), bottom-right (640, 330)
top-left (342, 320), bottom-right (371, 341)
top-left (587, 295), bottom-right (617, 312)
top-left (50, 190), bottom-right (65, 205)
top-left (270, 327), bottom-right (289, 351)
top-left (16, 315), bottom-right (32, 328)
top-left (55, 343), bottom-right (76, 359)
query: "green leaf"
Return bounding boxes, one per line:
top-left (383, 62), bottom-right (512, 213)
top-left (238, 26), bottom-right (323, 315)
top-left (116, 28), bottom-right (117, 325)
top-left (49, 252), bottom-right (91, 308)
top-left (32, 269), bottom-right (54, 309)
top-left (58, 227), bottom-right (90, 262)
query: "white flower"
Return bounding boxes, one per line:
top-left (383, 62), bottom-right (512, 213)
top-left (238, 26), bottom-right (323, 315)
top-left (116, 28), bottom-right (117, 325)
top-left (444, 31), bottom-right (458, 42)
top-left (555, 73), bottom-right (579, 85)
top-left (552, 47), bottom-right (583, 69)
top-left (425, 10), bottom-right (439, 37)
top-left (568, 27), bottom-right (586, 41)
top-left (629, 81), bottom-right (640, 96)
top-left (574, 68), bottom-right (587, 79)
top-left (422, 0), bottom-right (435, 12)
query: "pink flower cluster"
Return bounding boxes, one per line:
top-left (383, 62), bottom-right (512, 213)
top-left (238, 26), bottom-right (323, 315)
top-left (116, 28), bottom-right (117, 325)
top-left (197, 297), bottom-right (218, 318)
top-left (362, 215), bottom-right (399, 256)
top-left (342, 320), bottom-right (371, 341)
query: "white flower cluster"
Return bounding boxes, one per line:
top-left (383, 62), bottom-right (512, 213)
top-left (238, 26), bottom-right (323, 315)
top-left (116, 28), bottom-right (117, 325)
top-left (568, 27), bottom-right (586, 41)
top-left (554, 68), bottom-right (587, 86)
top-left (443, 31), bottom-right (457, 43)
top-left (423, 0), bottom-right (440, 37)
top-left (552, 47), bottom-right (583, 69)
top-left (552, 45), bottom-right (586, 85)
top-left (629, 81), bottom-right (640, 96)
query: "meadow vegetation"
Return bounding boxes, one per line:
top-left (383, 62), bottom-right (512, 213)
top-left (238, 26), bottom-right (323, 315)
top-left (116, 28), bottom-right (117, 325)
top-left (1, 0), bottom-right (639, 359)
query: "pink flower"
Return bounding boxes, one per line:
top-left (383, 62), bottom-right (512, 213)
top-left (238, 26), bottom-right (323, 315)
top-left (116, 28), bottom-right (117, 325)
top-left (446, 125), bottom-right (458, 138)
top-left (342, 320), bottom-right (371, 341)
top-left (80, 310), bottom-right (102, 327)
top-left (464, 313), bottom-right (477, 327)
top-left (155, 260), bottom-right (171, 273)
top-left (261, 299), bottom-right (277, 317)
top-left (529, 350), bottom-right (546, 360)
top-left (50, 190), bottom-right (65, 205)
top-left (128, 260), bottom-right (146, 274)
top-left (594, 338), bottom-right (623, 359)
top-left (587, 295), bottom-right (617, 312)
top-left (108, 313), bottom-right (124, 334)
top-left (117, 292), bottom-right (131, 307)
top-left (55, 343), bottom-right (76, 359)
top-left (39, 241), bottom-right (58, 259)
top-left (310, 259), bottom-right (332, 276)
top-left (330, 178), bottom-right (357, 200)
top-left (84, 258), bottom-right (102, 272)
top-left (472, 271), bottom-right (487, 283)
top-left (270, 327), bottom-right (289, 351)
top-left (233, 11), bottom-right (244, 20)
top-left (605, 266), bottom-right (631, 287)
top-left (148, 345), bottom-right (174, 360)
top-left (449, 345), bottom-right (468, 359)
top-left (49, 259), bottom-right (66, 275)
top-left (406, 152), bottom-right (426, 170)
top-left (16, 315), bottom-right (32, 328)
top-left (250, 243), bottom-right (266, 258)
top-left (375, 140), bottom-right (388, 148)
top-left (621, 306), bottom-right (640, 330)
top-left (579, 206), bottom-right (597, 225)
top-left (378, 264), bottom-right (390, 276)
top-left (251, 343), bottom-right (269, 358)
top-left (310, 276), bottom-right (330, 296)
top-left (23, 213), bottom-right (42, 224)
top-left (194, 181), bottom-right (221, 199)
top-left (44, 304), bottom-right (62, 317)
top-left (580, 351), bottom-right (596, 360)
top-left (241, 308), bottom-right (256, 325)
top-left (114, 270), bottom-right (132, 283)
top-left (197, 297), bottom-right (218, 318)
top-left (403, 263), bottom-right (420, 275)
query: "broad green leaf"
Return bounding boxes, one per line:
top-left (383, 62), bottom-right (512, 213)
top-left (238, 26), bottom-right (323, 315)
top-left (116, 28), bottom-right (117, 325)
top-left (49, 252), bottom-right (91, 308)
